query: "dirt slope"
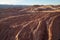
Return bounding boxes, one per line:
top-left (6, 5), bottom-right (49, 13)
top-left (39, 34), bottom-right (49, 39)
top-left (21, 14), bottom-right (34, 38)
top-left (0, 5), bottom-right (60, 40)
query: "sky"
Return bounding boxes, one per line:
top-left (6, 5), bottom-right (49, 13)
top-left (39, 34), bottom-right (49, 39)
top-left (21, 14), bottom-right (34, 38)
top-left (0, 0), bottom-right (60, 5)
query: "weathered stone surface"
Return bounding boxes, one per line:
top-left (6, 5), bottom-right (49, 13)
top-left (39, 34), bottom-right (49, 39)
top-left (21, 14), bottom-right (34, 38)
top-left (0, 6), bottom-right (60, 40)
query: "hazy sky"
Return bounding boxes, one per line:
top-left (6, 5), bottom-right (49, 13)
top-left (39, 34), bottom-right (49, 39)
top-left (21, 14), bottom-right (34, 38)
top-left (0, 0), bottom-right (60, 5)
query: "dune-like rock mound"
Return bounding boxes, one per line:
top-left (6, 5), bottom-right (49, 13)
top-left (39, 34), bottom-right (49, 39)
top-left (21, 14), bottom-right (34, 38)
top-left (0, 5), bottom-right (60, 40)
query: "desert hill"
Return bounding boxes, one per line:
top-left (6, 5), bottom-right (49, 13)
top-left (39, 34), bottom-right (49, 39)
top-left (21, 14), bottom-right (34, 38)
top-left (0, 5), bottom-right (60, 40)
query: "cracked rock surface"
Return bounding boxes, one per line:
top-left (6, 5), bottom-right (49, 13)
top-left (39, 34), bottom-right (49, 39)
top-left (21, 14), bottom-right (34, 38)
top-left (0, 5), bottom-right (60, 40)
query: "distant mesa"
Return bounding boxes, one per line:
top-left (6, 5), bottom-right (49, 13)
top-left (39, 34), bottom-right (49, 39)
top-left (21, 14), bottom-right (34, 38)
top-left (32, 5), bottom-right (40, 7)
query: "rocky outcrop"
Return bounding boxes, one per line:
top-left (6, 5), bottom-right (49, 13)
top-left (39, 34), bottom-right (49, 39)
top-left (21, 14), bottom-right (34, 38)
top-left (0, 6), bottom-right (60, 40)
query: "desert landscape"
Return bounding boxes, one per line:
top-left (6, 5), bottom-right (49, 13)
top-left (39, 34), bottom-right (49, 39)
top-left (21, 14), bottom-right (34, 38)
top-left (0, 5), bottom-right (60, 40)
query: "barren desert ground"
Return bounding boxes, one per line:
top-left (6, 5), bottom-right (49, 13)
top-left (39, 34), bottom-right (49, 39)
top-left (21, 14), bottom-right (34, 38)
top-left (0, 5), bottom-right (60, 40)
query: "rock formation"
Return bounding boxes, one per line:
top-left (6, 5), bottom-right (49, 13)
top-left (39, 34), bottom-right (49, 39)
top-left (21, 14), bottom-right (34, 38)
top-left (0, 5), bottom-right (60, 40)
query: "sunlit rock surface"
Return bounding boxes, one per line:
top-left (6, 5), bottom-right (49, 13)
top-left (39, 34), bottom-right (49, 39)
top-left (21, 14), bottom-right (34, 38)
top-left (0, 5), bottom-right (60, 40)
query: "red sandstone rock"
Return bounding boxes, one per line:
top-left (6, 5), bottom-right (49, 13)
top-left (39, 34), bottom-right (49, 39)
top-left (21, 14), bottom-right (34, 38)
top-left (0, 5), bottom-right (60, 40)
